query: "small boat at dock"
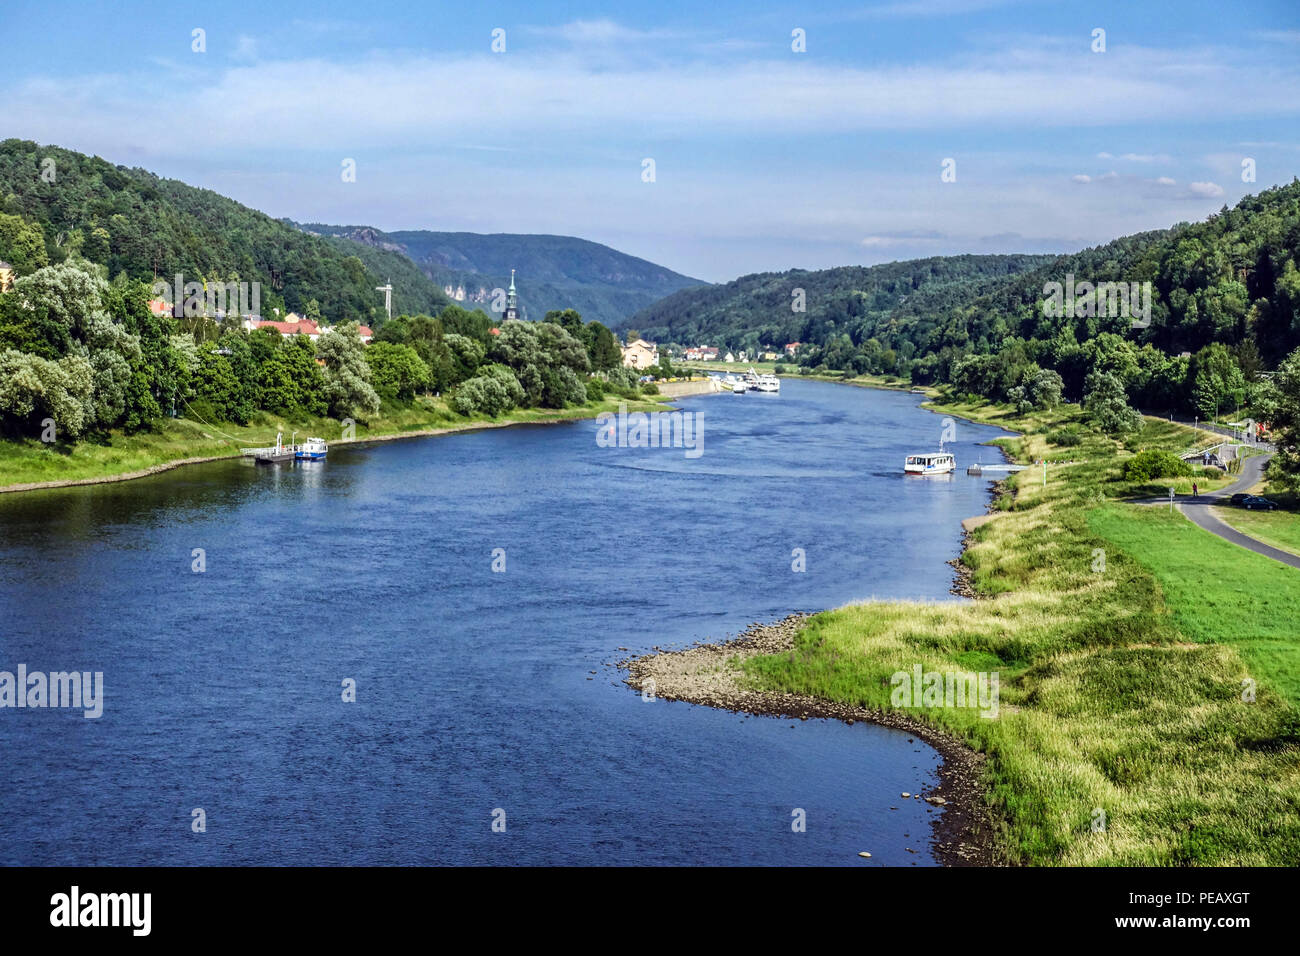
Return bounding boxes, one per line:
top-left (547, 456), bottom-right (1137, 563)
top-left (905, 452), bottom-right (955, 475)
top-left (295, 437), bottom-right (328, 461)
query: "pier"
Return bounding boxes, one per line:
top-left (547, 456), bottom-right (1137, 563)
top-left (243, 432), bottom-right (299, 464)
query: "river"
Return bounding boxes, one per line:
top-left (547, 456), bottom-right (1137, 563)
top-left (0, 379), bottom-right (1011, 865)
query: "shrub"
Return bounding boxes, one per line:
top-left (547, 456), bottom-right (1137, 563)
top-left (1046, 426), bottom-right (1083, 447)
top-left (585, 378), bottom-right (606, 402)
top-left (1123, 449), bottom-right (1193, 482)
top-left (641, 382), bottom-right (659, 396)
top-left (452, 376), bottom-right (511, 416)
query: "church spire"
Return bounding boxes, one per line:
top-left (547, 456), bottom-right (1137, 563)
top-left (505, 268), bottom-right (518, 320)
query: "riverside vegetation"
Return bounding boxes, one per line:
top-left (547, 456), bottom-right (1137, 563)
top-left (743, 399), bottom-right (1300, 865)
top-left (0, 255), bottom-right (661, 487)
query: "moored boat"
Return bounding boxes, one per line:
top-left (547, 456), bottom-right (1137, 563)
top-left (904, 452), bottom-right (955, 475)
top-left (295, 437), bottom-right (328, 461)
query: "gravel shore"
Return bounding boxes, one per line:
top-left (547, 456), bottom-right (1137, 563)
top-left (621, 614), bottom-right (998, 866)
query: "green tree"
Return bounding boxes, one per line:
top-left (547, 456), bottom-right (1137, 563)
top-left (1083, 370), bottom-right (1143, 435)
top-left (1188, 343), bottom-right (1246, 420)
top-left (0, 348), bottom-right (93, 438)
top-left (316, 323), bottom-right (380, 418)
top-left (0, 211), bottom-right (49, 275)
top-left (364, 341), bottom-right (430, 401)
top-left (585, 321), bottom-right (622, 371)
top-left (1257, 346), bottom-right (1300, 490)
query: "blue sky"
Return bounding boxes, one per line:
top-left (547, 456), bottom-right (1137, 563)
top-left (5, 0), bottom-right (1300, 281)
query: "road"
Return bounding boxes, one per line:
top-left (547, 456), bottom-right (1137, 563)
top-left (1164, 452), bottom-right (1300, 569)
top-left (1140, 408), bottom-right (1275, 450)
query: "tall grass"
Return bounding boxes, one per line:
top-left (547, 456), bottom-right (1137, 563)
top-left (744, 401), bottom-right (1300, 865)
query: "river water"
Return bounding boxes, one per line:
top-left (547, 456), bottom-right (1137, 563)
top-left (0, 379), bottom-right (1010, 865)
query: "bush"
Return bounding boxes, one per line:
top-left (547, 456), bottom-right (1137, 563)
top-left (774, 364), bottom-right (787, 375)
top-left (1123, 449), bottom-right (1193, 482)
top-left (585, 378), bottom-right (606, 402)
top-left (641, 382), bottom-right (659, 395)
top-left (452, 376), bottom-right (511, 417)
top-left (1046, 426), bottom-right (1083, 447)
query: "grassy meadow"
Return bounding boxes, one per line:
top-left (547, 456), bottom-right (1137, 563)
top-left (1211, 503), bottom-right (1300, 558)
top-left (743, 399), bottom-right (1300, 865)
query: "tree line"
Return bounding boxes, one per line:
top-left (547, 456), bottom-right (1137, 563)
top-left (0, 255), bottom-right (642, 443)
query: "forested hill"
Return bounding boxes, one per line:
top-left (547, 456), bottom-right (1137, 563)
top-left (0, 140), bottom-right (450, 320)
top-left (900, 183), bottom-right (1300, 371)
top-left (293, 222), bottom-right (707, 328)
top-left (626, 254), bottom-right (1056, 351)
top-left (627, 180), bottom-right (1300, 430)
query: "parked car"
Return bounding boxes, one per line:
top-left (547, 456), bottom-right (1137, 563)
top-left (1229, 493), bottom-right (1251, 505)
top-left (1241, 495), bottom-right (1278, 511)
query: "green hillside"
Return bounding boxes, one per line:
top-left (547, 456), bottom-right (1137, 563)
top-left (628, 254), bottom-right (1054, 351)
top-left (633, 182), bottom-right (1300, 423)
top-left (294, 222), bottom-right (706, 327)
top-left (0, 140), bottom-right (449, 322)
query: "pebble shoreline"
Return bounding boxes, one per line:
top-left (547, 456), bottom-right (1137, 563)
top-left (621, 614), bottom-right (997, 866)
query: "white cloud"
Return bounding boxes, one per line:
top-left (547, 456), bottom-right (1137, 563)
top-left (1096, 151), bottom-right (1170, 163)
top-left (233, 35), bottom-right (258, 62)
top-left (1188, 181), bottom-right (1224, 197)
top-left (1071, 174), bottom-right (1092, 183)
top-left (1155, 176), bottom-right (1176, 186)
top-left (524, 19), bottom-right (684, 44)
top-left (8, 40), bottom-right (1300, 160)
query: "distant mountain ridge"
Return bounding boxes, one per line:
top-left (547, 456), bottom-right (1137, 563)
top-left (291, 222), bottom-right (707, 328)
top-left (627, 254), bottom-right (1058, 349)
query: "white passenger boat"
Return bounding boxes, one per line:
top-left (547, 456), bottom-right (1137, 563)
top-left (904, 452), bottom-right (955, 475)
top-left (754, 373), bottom-right (780, 393)
top-left (731, 378), bottom-right (748, 393)
top-left (295, 437), bottom-right (328, 461)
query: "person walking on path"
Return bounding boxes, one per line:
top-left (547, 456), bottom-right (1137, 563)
top-left (1193, 481), bottom-right (1199, 499)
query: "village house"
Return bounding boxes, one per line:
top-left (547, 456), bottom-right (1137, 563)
top-left (621, 337), bottom-right (659, 369)
top-left (784, 342), bottom-right (802, 356)
top-left (0, 261), bottom-right (14, 293)
top-left (241, 312), bottom-right (373, 344)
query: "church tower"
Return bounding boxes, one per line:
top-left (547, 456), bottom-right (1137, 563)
top-left (505, 269), bottom-right (518, 321)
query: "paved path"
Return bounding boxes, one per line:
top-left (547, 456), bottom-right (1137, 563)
top-left (1143, 452), bottom-right (1300, 569)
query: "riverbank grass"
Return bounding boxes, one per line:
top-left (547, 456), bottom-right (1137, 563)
top-left (743, 401), bottom-right (1300, 865)
top-left (0, 393), bottom-right (667, 489)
